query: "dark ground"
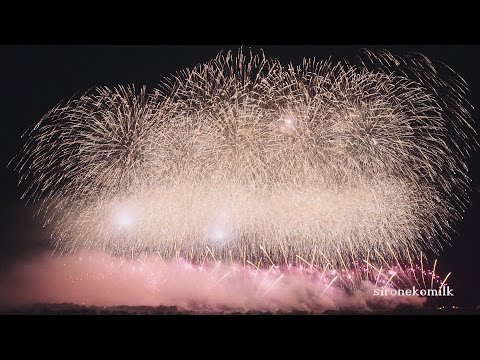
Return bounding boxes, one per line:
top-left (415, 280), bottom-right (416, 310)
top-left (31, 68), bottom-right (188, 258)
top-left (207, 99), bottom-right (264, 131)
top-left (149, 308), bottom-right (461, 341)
top-left (1, 303), bottom-right (479, 315)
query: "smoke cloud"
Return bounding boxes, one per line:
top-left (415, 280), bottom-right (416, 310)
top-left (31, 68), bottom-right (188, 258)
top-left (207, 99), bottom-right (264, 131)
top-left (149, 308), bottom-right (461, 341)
top-left (0, 251), bottom-right (426, 313)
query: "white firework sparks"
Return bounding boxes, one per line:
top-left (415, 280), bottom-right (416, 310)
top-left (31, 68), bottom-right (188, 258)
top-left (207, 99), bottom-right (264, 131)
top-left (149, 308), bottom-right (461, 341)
top-left (12, 49), bottom-right (477, 267)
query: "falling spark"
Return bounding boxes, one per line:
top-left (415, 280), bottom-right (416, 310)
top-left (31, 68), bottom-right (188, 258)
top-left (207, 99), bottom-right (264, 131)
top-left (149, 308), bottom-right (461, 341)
top-left (439, 272), bottom-right (451, 289)
top-left (214, 271), bottom-right (231, 288)
top-left (407, 248), bottom-right (421, 287)
top-left (431, 259), bottom-right (437, 290)
top-left (383, 271), bottom-right (397, 289)
top-left (260, 245), bottom-right (275, 267)
top-left (262, 274), bottom-right (284, 297)
top-left (421, 253), bottom-right (427, 288)
top-left (322, 276), bottom-right (338, 296)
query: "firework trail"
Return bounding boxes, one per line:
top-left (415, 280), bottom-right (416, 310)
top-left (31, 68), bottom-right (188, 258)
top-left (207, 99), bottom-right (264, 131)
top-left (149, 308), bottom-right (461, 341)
top-left (12, 49), bottom-right (477, 269)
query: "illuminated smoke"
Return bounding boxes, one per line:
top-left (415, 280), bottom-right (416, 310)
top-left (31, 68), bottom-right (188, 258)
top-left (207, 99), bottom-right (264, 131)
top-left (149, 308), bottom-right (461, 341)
top-left (0, 251), bottom-right (429, 313)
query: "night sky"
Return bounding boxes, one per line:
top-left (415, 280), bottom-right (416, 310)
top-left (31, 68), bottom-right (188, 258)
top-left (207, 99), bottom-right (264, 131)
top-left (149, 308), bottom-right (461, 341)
top-left (1, 45), bottom-right (479, 307)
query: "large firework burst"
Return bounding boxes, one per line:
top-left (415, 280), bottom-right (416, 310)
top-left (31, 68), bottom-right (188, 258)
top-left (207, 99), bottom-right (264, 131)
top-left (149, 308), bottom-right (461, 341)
top-left (12, 49), bottom-right (477, 267)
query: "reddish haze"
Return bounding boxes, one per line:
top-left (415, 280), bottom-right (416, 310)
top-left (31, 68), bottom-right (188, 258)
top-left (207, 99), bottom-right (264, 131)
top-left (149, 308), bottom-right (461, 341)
top-left (0, 251), bottom-right (426, 313)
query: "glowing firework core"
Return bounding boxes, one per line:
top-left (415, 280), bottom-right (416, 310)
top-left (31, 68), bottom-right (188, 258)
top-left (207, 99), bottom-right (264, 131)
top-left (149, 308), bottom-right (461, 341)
top-left (114, 209), bottom-right (135, 229)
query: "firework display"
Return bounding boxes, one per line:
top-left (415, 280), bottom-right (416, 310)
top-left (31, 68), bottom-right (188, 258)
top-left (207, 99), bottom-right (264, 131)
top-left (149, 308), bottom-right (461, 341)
top-left (13, 49), bottom-right (477, 267)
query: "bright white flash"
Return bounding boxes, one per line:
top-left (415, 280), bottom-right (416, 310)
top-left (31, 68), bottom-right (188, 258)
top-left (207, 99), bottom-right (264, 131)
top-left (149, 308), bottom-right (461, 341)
top-left (207, 211), bottom-right (231, 245)
top-left (280, 116), bottom-right (296, 134)
top-left (285, 117), bottom-right (294, 128)
top-left (114, 208), bottom-right (135, 229)
top-left (211, 226), bottom-right (228, 243)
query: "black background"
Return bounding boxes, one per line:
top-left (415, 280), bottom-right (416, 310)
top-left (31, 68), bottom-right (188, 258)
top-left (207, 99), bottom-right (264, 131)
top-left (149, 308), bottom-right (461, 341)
top-left (1, 45), bottom-right (479, 307)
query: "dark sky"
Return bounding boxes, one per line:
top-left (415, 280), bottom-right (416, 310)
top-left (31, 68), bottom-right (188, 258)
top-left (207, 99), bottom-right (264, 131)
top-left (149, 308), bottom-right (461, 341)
top-left (0, 45), bottom-right (479, 306)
